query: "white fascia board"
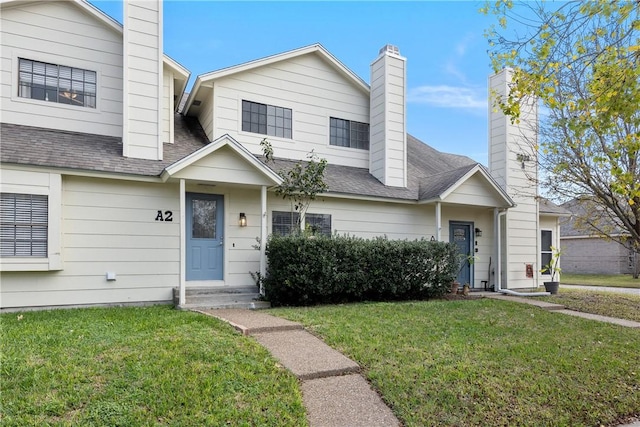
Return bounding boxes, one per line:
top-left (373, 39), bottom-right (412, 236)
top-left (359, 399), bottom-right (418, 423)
top-left (540, 211), bottom-right (572, 218)
top-left (439, 164), bottom-right (515, 207)
top-left (163, 55), bottom-right (191, 112)
top-left (162, 134), bottom-right (283, 185)
top-left (183, 43), bottom-right (370, 115)
top-left (0, 0), bottom-right (123, 33)
top-left (182, 76), bottom-right (203, 114)
top-left (74, 0), bottom-right (123, 33)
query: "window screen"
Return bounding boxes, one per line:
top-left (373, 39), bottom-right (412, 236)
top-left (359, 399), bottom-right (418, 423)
top-left (0, 193), bottom-right (48, 257)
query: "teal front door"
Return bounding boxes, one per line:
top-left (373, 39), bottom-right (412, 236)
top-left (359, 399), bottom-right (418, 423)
top-left (450, 221), bottom-right (472, 285)
top-left (186, 193), bottom-right (224, 281)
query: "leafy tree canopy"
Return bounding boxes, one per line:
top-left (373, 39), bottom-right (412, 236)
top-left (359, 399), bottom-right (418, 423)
top-left (483, 0), bottom-right (640, 263)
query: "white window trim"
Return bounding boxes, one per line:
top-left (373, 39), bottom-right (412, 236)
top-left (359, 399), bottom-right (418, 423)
top-left (0, 173), bottom-right (62, 271)
top-left (325, 113), bottom-right (370, 151)
top-left (10, 51), bottom-right (102, 115)
top-left (236, 97), bottom-right (294, 143)
top-left (540, 229), bottom-right (554, 277)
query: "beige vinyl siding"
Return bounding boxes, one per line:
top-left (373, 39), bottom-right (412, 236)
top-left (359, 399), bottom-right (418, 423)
top-left (162, 66), bottom-right (172, 143)
top-left (0, 176), bottom-right (180, 309)
top-left (488, 70), bottom-right (540, 289)
top-left (444, 174), bottom-right (511, 207)
top-left (123, 1), bottom-right (162, 160)
top-left (369, 50), bottom-right (406, 187)
top-left (441, 205), bottom-right (495, 289)
top-left (195, 87), bottom-right (214, 142)
top-left (212, 53), bottom-right (370, 167)
top-left (171, 146), bottom-right (275, 186)
top-left (0, 167), bottom-right (62, 272)
top-left (0, 1), bottom-right (123, 137)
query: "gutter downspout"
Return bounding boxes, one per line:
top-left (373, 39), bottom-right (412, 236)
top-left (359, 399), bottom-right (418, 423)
top-left (179, 179), bottom-right (186, 306)
top-left (259, 185), bottom-right (267, 296)
top-left (435, 201), bottom-right (442, 241)
top-left (496, 208), bottom-right (549, 296)
top-left (496, 208), bottom-right (507, 292)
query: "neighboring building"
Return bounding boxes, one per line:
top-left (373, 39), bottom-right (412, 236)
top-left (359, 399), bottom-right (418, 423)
top-left (560, 199), bottom-right (636, 275)
top-left (0, 0), bottom-right (564, 310)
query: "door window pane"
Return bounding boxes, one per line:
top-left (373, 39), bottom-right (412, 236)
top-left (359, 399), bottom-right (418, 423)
top-left (192, 199), bottom-right (216, 239)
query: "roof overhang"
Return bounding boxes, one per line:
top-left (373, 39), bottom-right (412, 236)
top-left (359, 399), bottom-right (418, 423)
top-left (420, 164), bottom-right (515, 208)
top-left (183, 43), bottom-right (370, 115)
top-left (163, 55), bottom-right (190, 112)
top-left (161, 134), bottom-right (283, 185)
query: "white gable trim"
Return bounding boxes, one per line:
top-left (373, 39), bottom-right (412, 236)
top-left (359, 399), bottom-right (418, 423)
top-left (440, 165), bottom-right (514, 206)
top-left (419, 165), bottom-right (515, 207)
top-left (162, 134), bottom-right (283, 184)
top-left (183, 43), bottom-right (370, 114)
top-left (0, 0), bottom-right (122, 32)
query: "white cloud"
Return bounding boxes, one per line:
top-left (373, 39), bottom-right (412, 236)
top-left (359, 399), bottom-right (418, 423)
top-left (407, 85), bottom-right (486, 110)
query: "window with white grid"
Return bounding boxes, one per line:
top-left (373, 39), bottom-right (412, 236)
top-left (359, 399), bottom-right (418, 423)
top-left (18, 58), bottom-right (96, 108)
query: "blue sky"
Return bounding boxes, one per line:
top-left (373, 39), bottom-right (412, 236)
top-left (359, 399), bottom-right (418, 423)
top-left (90, 1), bottom-right (498, 164)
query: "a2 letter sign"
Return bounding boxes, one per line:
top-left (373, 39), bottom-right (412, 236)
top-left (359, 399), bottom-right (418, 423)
top-left (155, 210), bottom-right (173, 222)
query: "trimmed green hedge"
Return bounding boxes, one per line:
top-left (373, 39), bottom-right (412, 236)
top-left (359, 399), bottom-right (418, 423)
top-left (263, 234), bottom-right (459, 306)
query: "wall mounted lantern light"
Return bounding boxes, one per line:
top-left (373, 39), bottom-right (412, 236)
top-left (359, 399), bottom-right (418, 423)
top-left (475, 227), bottom-right (482, 237)
top-left (239, 212), bottom-right (247, 227)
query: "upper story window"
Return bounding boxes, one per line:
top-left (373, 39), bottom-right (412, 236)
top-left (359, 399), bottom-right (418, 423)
top-left (242, 100), bottom-right (292, 139)
top-left (18, 58), bottom-right (97, 108)
top-left (0, 193), bottom-right (48, 257)
top-left (330, 117), bottom-right (369, 150)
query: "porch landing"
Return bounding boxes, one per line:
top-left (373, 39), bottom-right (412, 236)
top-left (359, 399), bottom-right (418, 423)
top-left (173, 286), bottom-right (270, 310)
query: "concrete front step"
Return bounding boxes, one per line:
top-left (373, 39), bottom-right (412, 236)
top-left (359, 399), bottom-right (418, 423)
top-left (183, 300), bottom-right (271, 311)
top-left (173, 286), bottom-right (269, 310)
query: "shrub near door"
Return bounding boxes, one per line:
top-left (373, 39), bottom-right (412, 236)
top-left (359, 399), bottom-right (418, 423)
top-left (264, 234), bottom-right (459, 306)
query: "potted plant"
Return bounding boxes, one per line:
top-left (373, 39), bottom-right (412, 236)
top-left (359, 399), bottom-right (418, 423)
top-left (541, 246), bottom-right (562, 294)
top-left (451, 254), bottom-right (475, 294)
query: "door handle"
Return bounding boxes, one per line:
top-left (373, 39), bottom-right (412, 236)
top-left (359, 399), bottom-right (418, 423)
top-left (219, 236), bottom-right (224, 246)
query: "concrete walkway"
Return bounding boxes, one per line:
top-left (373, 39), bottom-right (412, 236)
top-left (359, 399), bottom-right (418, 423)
top-left (561, 284), bottom-right (640, 296)
top-left (198, 308), bottom-right (400, 427)
top-left (485, 294), bottom-right (640, 328)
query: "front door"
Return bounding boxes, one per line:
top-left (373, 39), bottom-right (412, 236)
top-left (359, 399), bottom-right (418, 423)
top-left (450, 221), bottom-right (472, 285)
top-left (186, 193), bottom-right (224, 281)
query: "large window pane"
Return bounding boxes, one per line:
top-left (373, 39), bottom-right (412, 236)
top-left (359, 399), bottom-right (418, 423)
top-left (192, 199), bottom-right (216, 239)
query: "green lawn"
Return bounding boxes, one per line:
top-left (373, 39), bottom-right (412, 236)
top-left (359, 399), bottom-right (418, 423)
top-left (561, 273), bottom-right (640, 288)
top-left (539, 289), bottom-right (640, 322)
top-left (0, 306), bottom-right (306, 427)
top-left (270, 300), bottom-right (640, 427)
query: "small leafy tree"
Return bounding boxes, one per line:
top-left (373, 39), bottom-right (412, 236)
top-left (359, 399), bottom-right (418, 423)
top-left (261, 138), bottom-right (328, 228)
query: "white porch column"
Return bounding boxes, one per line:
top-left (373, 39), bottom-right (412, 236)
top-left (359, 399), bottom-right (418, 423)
top-left (435, 202), bottom-right (442, 241)
top-left (260, 185), bottom-right (267, 295)
top-left (179, 179), bottom-right (186, 306)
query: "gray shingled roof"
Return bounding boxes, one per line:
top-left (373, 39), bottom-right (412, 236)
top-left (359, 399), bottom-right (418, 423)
top-left (1, 117), bottom-right (503, 202)
top-left (539, 198), bottom-right (570, 216)
top-left (1, 115), bottom-right (207, 176)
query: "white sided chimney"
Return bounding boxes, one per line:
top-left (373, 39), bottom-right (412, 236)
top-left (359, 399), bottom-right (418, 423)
top-left (369, 44), bottom-right (407, 187)
top-left (122, 0), bottom-right (163, 160)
